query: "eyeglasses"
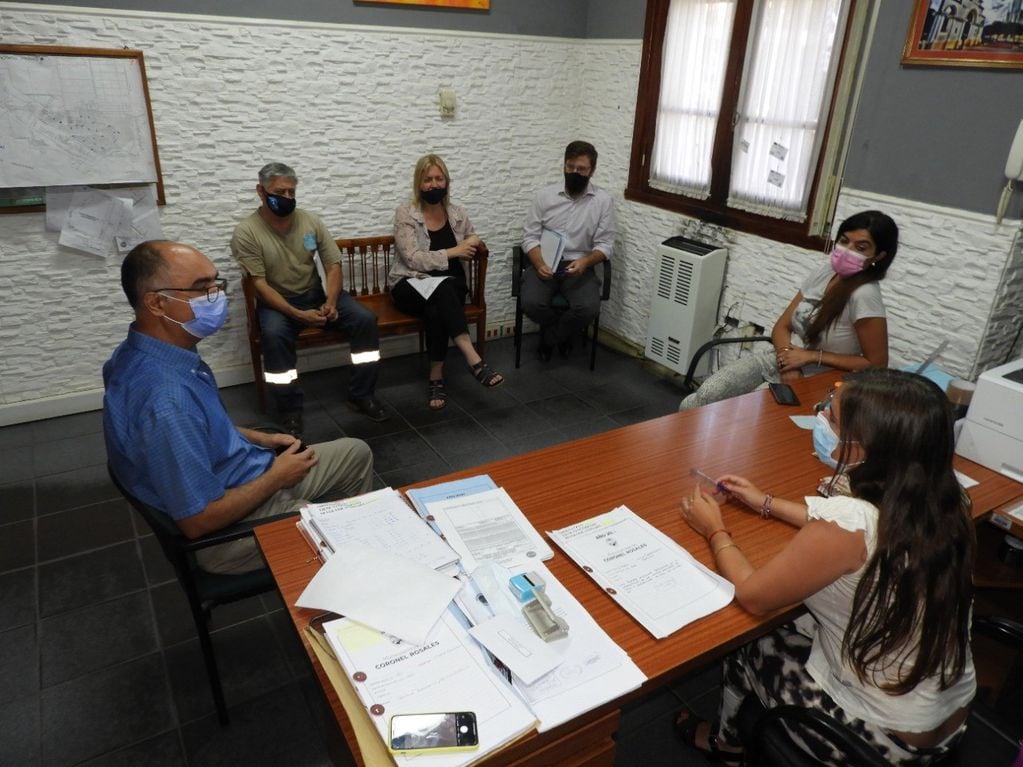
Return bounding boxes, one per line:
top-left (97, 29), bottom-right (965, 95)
top-left (813, 382), bottom-right (842, 413)
top-left (154, 278), bottom-right (228, 303)
top-left (564, 162), bottom-right (592, 175)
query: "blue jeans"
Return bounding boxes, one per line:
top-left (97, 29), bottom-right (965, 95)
top-left (258, 285), bottom-right (379, 413)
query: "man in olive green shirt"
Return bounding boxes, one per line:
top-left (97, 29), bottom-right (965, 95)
top-left (231, 162), bottom-right (387, 435)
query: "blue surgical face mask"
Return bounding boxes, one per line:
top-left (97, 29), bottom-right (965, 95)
top-left (813, 411), bottom-right (840, 469)
top-left (161, 291), bottom-right (228, 339)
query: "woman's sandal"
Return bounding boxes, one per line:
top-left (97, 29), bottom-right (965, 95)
top-left (470, 361), bottom-right (503, 388)
top-left (674, 709), bottom-right (744, 766)
top-left (427, 379), bottom-right (447, 410)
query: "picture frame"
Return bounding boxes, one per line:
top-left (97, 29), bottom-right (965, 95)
top-left (901, 1), bottom-right (1023, 70)
top-left (356, 0), bottom-right (490, 9)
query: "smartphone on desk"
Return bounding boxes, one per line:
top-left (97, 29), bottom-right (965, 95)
top-left (388, 712), bottom-right (479, 755)
top-left (768, 382), bottom-right (800, 406)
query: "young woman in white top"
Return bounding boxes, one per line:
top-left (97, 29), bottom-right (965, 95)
top-left (677, 368), bottom-right (975, 765)
top-left (679, 210), bottom-right (898, 410)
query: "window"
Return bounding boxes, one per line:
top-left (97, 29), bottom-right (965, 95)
top-left (627, 0), bottom-right (869, 247)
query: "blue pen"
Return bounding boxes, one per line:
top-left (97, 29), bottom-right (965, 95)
top-left (689, 467), bottom-right (728, 495)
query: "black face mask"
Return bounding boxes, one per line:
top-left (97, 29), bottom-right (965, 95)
top-left (264, 191), bottom-right (296, 217)
top-left (564, 172), bottom-right (589, 196)
top-left (420, 187), bottom-right (447, 205)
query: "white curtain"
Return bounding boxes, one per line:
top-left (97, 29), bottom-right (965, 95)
top-left (649, 0), bottom-right (738, 199)
top-left (727, 0), bottom-right (847, 220)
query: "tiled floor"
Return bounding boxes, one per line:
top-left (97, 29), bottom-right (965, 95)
top-left (1, 336), bottom-right (1020, 766)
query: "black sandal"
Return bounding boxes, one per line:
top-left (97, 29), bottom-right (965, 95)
top-left (470, 361), bottom-right (503, 388)
top-left (427, 379), bottom-right (447, 410)
top-left (674, 709), bottom-right (743, 766)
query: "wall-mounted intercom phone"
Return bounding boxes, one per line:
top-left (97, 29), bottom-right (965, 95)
top-left (996, 118), bottom-right (1023, 224)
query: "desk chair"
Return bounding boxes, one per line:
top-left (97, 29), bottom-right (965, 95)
top-left (108, 465), bottom-right (294, 725)
top-left (511, 245), bottom-right (611, 371)
top-left (680, 335), bottom-right (773, 396)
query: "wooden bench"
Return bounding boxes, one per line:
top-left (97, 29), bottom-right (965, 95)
top-left (241, 235), bottom-right (488, 412)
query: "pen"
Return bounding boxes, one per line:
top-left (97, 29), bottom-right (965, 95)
top-left (689, 467), bottom-right (728, 495)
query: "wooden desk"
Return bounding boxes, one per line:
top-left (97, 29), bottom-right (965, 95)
top-left (255, 374), bottom-right (1023, 766)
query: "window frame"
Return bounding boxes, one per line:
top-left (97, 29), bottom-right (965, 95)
top-left (625, 0), bottom-right (862, 250)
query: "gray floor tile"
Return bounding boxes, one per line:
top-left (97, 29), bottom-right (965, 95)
top-left (615, 707), bottom-right (706, 767)
top-left (138, 534), bottom-right (176, 586)
top-left (40, 592), bottom-right (158, 687)
top-left (377, 454), bottom-right (452, 489)
top-left (0, 420), bottom-right (35, 450)
top-left (0, 623), bottom-right (38, 705)
top-left (295, 402), bottom-right (347, 445)
top-left (165, 617), bottom-right (294, 723)
top-left (322, 398), bottom-right (413, 439)
top-left (0, 480), bottom-right (34, 523)
top-left (218, 383), bottom-right (265, 426)
top-left (670, 663), bottom-right (722, 705)
top-left (526, 392), bottom-right (600, 429)
top-left (0, 519), bottom-right (35, 573)
top-left (363, 429), bottom-right (440, 474)
top-left (417, 416), bottom-right (506, 462)
top-left (36, 463), bottom-right (120, 514)
top-left (0, 694), bottom-right (40, 767)
top-left (37, 498), bottom-right (134, 562)
top-left (379, 380), bottom-right (470, 428)
top-left (558, 415), bottom-right (622, 441)
top-left (0, 444), bottom-right (34, 484)
top-left (576, 381), bottom-right (656, 415)
top-left (610, 403), bottom-right (677, 427)
top-left (442, 374), bottom-right (519, 413)
top-left (78, 729), bottom-right (186, 767)
top-left (38, 542), bottom-right (145, 617)
top-left (180, 682), bottom-right (331, 767)
top-left (32, 430), bottom-right (108, 477)
top-left (0, 567), bottom-right (36, 629)
top-left (41, 653), bottom-right (175, 767)
top-left (474, 405), bottom-right (553, 443)
top-left (498, 367), bottom-right (570, 404)
top-left (504, 428), bottom-right (567, 456)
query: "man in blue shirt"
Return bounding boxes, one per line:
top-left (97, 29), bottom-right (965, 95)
top-left (104, 240), bottom-right (373, 574)
top-left (521, 141), bottom-right (616, 361)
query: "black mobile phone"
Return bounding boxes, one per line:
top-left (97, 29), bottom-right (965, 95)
top-left (769, 382), bottom-right (800, 406)
top-left (388, 712), bottom-right (479, 754)
top-left (274, 441), bottom-right (308, 455)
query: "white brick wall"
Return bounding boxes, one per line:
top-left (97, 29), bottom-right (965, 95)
top-left (1, 5), bottom-right (1021, 424)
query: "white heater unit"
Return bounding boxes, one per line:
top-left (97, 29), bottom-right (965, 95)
top-left (645, 236), bottom-right (727, 377)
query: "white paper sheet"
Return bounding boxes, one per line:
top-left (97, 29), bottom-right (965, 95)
top-left (324, 608), bottom-right (536, 767)
top-left (954, 469), bottom-right (978, 489)
top-left (539, 228), bottom-right (565, 272)
top-left (469, 613), bottom-right (569, 685)
top-left (426, 487), bottom-right (553, 572)
top-left (301, 488), bottom-right (458, 570)
top-left (44, 185), bottom-right (89, 232)
top-left (58, 187), bottom-right (132, 256)
top-left (549, 506), bottom-right (734, 639)
top-left (408, 276), bottom-right (450, 301)
top-left (295, 543), bottom-right (460, 645)
top-left (111, 184), bottom-right (162, 252)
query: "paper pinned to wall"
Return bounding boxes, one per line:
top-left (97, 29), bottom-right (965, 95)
top-left (52, 183), bottom-right (162, 256)
top-left (769, 141), bottom-right (788, 161)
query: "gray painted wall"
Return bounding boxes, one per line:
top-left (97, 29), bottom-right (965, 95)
top-left (587, 0), bottom-right (646, 39)
top-left (844, 2), bottom-right (1023, 218)
top-left (17, 0), bottom-right (594, 38)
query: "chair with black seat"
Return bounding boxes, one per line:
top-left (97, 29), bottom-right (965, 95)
top-left (736, 696), bottom-right (889, 767)
top-left (511, 245), bottom-right (611, 371)
top-left (108, 464), bottom-right (295, 725)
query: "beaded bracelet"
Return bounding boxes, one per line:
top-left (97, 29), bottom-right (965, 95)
top-left (760, 494), bottom-right (773, 519)
top-left (707, 528), bottom-right (731, 545)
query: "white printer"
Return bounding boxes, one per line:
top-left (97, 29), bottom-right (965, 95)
top-left (955, 357), bottom-right (1023, 482)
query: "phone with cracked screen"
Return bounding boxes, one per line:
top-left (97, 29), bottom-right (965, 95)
top-left (388, 712), bottom-right (479, 755)
top-left (768, 382), bottom-right (800, 406)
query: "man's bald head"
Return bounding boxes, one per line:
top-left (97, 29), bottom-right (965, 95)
top-left (121, 240), bottom-right (207, 310)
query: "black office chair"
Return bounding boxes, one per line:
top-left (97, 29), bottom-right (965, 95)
top-left (680, 334), bottom-right (773, 396)
top-left (736, 696), bottom-right (889, 766)
top-left (511, 245), bottom-right (611, 371)
top-left (108, 465), bottom-right (295, 725)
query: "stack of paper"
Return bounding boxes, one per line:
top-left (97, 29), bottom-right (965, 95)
top-left (323, 607), bottom-right (536, 767)
top-left (406, 474), bottom-right (498, 535)
top-left (424, 487), bottom-right (553, 572)
top-left (549, 506), bottom-right (734, 639)
top-left (539, 228), bottom-right (566, 272)
top-left (299, 487), bottom-right (458, 570)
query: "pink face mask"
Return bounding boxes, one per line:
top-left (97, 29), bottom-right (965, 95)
top-left (830, 245), bottom-right (868, 277)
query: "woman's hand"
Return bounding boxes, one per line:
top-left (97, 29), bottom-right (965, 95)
top-left (717, 475), bottom-right (765, 511)
top-left (776, 347), bottom-right (816, 373)
top-left (680, 486), bottom-right (724, 538)
top-left (449, 235), bottom-right (482, 260)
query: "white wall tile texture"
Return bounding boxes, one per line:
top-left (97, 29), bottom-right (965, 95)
top-left (1, 6), bottom-right (1020, 420)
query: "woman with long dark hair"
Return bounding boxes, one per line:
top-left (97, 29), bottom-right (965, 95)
top-left (677, 368), bottom-right (975, 765)
top-left (679, 210), bottom-right (898, 410)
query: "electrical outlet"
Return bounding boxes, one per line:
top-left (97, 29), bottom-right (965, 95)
top-left (752, 323), bottom-right (764, 335)
top-left (724, 314), bottom-right (739, 327)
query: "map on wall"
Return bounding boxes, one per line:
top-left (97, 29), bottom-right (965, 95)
top-left (0, 48), bottom-right (159, 189)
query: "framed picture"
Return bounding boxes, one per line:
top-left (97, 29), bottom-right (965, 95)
top-left (902, 1), bottom-right (1023, 69)
top-left (357, 0), bottom-right (490, 8)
